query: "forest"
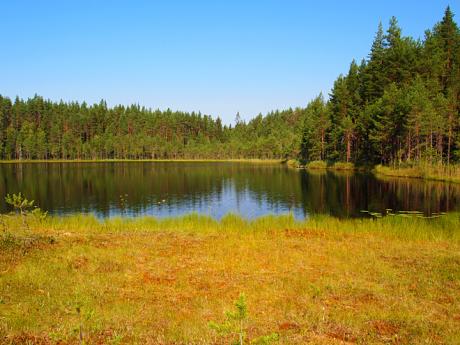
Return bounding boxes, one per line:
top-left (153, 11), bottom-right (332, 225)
top-left (0, 7), bottom-right (459, 164)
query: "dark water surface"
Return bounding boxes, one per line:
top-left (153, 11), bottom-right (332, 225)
top-left (1, 162), bottom-right (459, 218)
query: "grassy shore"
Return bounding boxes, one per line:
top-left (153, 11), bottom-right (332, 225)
top-left (374, 164), bottom-right (460, 184)
top-left (287, 160), bottom-right (460, 183)
top-left (3, 158), bottom-right (460, 184)
top-left (1, 213), bottom-right (459, 344)
top-left (286, 160), bottom-right (356, 171)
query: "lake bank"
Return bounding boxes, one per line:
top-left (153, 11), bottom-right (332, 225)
top-left (0, 158), bottom-right (284, 164)
top-left (1, 213), bottom-right (459, 344)
top-left (373, 164), bottom-right (460, 184)
top-left (2, 160), bottom-right (460, 219)
top-left (2, 157), bottom-right (460, 183)
top-left (287, 159), bottom-right (460, 184)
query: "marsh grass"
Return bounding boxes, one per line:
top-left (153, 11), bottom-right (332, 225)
top-left (286, 159), bottom-right (303, 168)
top-left (302, 161), bottom-right (356, 171)
top-left (330, 162), bottom-right (355, 171)
top-left (1, 213), bottom-right (459, 344)
top-left (305, 161), bottom-right (328, 170)
top-left (374, 163), bottom-right (460, 183)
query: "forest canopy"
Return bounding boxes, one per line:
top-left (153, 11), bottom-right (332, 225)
top-left (0, 7), bottom-right (459, 164)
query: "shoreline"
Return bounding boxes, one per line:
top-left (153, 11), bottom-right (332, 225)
top-left (0, 158), bottom-right (285, 164)
top-left (1, 158), bottom-right (460, 183)
top-left (287, 160), bottom-right (460, 184)
top-left (373, 164), bottom-right (460, 184)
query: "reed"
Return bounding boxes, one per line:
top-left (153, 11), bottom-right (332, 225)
top-left (374, 163), bottom-right (460, 183)
top-left (3, 211), bottom-right (459, 241)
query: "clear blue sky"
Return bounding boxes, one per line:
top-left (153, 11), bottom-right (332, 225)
top-left (0, 1), bottom-right (457, 124)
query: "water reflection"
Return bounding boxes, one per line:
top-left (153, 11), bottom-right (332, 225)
top-left (0, 162), bottom-right (459, 218)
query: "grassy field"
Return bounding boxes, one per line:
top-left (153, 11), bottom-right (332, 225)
top-left (1, 213), bottom-right (459, 344)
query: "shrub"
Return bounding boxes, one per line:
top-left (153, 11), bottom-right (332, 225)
top-left (4, 193), bottom-right (47, 231)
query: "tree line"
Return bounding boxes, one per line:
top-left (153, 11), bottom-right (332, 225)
top-left (301, 7), bottom-right (460, 166)
top-left (0, 95), bottom-right (303, 160)
top-left (0, 7), bottom-right (458, 164)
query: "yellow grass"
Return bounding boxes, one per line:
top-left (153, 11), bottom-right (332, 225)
top-left (1, 213), bottom-right (459, 344)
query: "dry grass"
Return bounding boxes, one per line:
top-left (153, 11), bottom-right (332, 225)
top-left (1, 214), bottom-right (459, 344)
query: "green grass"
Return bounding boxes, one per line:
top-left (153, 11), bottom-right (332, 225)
top-left (286, 159), bottom-right (303, 168)
top-left (305, 161), bottom-right (328, 170)
top-left (374, 163), bottom-right (460, 183)
top-left (303, 161), bottom-right (356, 171)
top-left (330, 162), bottom-right (355, 170)
top-left (1, 213), bottom-right (460, 344)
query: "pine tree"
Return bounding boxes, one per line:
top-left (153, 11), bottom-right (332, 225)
top-left (300, 95), bottom-right (330, 161)
top-left (362, 22), bottom-right (386, 102)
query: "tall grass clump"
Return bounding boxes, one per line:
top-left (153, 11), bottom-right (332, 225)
top-left (286, 159), bottom-right (303, 168)
top-left (330, 162), bottom-right (355, 170)
top-left (305, 160), bottom-right (327, 169)
top-left (304, 161), bottom-right (355, 171)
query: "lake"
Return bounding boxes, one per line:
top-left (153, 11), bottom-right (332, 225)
top-left (1, 162), bottom-right (459, 219)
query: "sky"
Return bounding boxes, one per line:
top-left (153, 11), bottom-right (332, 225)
top-left (0, 1), bottom-right (458, 124)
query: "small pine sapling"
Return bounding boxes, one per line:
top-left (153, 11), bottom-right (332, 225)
top-left (209, 294), bottom-right (279, 345)
top-left (5, 193), bottom-right (47, 230)
top-left (5, 193), bottom-right (35, 230)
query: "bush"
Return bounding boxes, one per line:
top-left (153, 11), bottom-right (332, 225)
top-left (4, 193), bottom-right (47, 231)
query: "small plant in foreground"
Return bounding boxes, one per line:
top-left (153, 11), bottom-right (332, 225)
top-left (5, 192), bottom-right (34, 215)
top-left (109, 332), bottom-right (123, 345)
top-left (4, 193), bottom-right (47, 230)
top-left (0, 213), bottom-right (7, 233)
top-left (73, 302), bottom-right (95, 345)
top-left (209, 293), bottom-right (279, 345)
top-left (119, 194), bottom-right (128, 215)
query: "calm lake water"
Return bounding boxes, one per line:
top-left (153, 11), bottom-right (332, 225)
top-left (1, 162), bottom-right (459, 219)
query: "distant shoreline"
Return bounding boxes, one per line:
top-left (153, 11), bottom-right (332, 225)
top-left (1, 158), bottom-right (460, 184)
top-left (287, 159), bottom-right (460, 184)
top-left (0, 158), bottom-right (285, 164)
